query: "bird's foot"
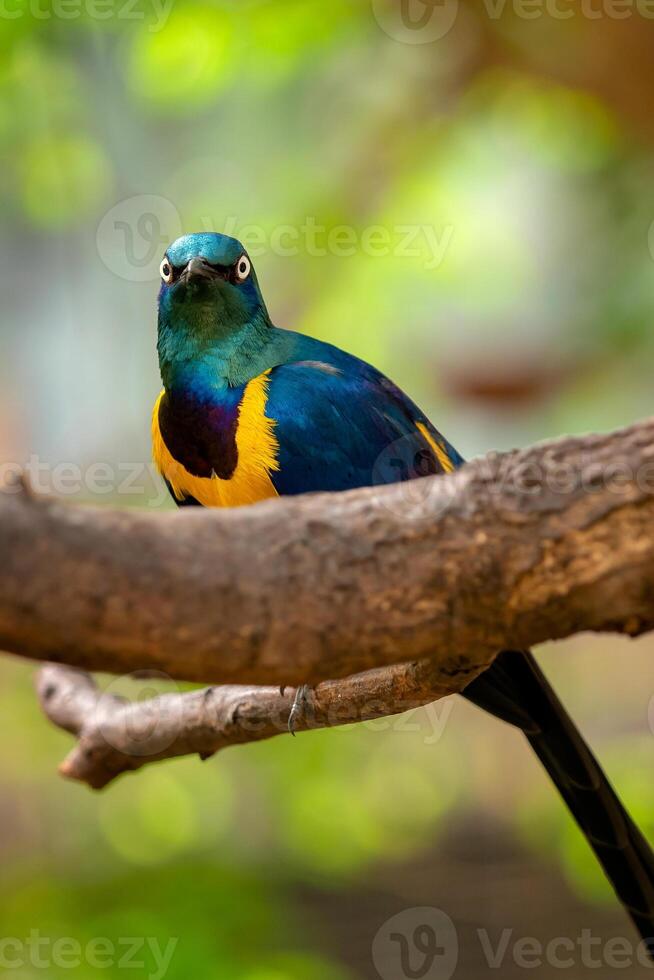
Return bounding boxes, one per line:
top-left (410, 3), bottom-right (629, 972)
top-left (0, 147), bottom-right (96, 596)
top-left (288, 685), bottom-right (312, 737)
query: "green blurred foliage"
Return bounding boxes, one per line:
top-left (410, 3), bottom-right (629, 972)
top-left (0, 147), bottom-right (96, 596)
top-left (128, 6), bottom-right (234, 109)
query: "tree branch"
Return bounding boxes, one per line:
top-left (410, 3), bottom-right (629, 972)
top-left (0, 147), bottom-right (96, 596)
top-left (4, 419), bottom-right (654, 695)
top-left (35, 661), bottom-right (454, 789)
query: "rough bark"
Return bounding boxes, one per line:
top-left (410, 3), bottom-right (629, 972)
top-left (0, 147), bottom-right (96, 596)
top-left (35, 662), bottom-right (454, 789)
top-left (3, 420), bottom-right (654, 695)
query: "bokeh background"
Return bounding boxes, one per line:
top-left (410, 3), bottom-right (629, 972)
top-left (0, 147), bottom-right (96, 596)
top-left (3, 0), bottom-right (654, 976)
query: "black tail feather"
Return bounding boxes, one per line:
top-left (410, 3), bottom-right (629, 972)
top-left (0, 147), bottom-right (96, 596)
top-left (463, 649), bottom-right (654, 954)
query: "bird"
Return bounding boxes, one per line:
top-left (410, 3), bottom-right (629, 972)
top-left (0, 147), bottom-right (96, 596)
top-left (152, 231), bottom-right (654, 951)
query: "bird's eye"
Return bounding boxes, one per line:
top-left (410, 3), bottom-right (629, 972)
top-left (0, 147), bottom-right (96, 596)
top-left (235, 255), bottom-right (251, 282)
top-left (160, 258), bottom-right (173, 284)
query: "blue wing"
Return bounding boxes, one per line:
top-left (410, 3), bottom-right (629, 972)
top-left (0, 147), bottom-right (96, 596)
top-left (266, 338), bottom-right (464, 496)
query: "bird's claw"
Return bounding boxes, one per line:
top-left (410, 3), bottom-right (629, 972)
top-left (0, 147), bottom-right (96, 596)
top-left (288, 685), bottom-right (312, 737)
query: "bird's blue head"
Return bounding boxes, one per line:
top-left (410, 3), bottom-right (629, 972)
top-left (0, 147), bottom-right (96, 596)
top-left (159, 232), bottom-right (269, 329)
top-left (157, 233), bottom-right (271, 383)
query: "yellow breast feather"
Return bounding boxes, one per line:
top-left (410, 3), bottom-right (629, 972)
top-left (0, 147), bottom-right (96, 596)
top-left (152, 370), bottom-right (280, 508)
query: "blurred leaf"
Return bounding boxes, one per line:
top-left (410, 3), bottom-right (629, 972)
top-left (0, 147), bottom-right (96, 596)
top-left (244, 0), bottom-right (357, 83)
top-left (127, 5), bottom-right (233, 111)
top-left (19, 134), bottom-right (112, 227)
top-left (98, 769), bottom-right (201, 864)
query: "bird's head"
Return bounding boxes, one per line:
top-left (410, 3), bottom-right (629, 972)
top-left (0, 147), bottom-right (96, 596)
top-left (158, 232), bottom-right (270, 345)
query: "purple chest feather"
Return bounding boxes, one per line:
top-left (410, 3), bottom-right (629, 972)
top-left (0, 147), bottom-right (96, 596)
top-left (158, 386), bottom-right (244, 480)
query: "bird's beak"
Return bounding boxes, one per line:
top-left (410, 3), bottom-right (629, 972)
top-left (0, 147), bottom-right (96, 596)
top-left (181, 257), bottom-right (218, 284)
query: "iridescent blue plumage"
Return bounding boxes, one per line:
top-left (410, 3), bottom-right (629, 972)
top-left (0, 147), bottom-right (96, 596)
top-left (166, 233), bottom-right (245, 268)
top-left (263, 332), bottom-right (463, 495)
